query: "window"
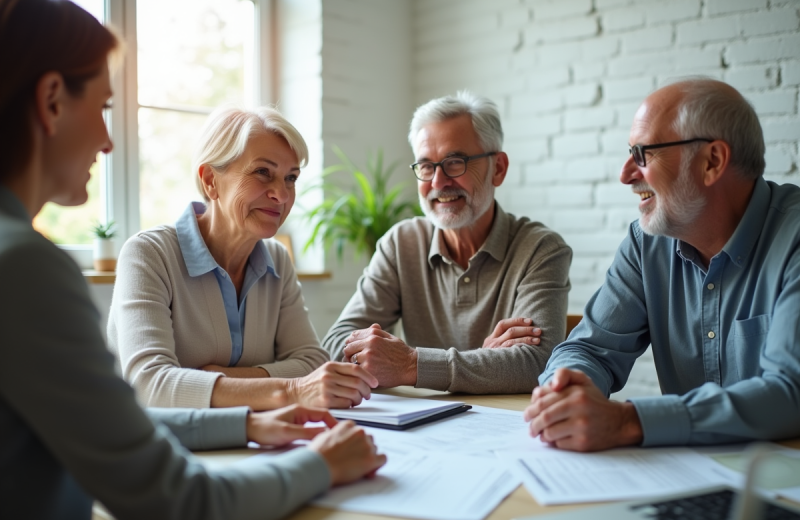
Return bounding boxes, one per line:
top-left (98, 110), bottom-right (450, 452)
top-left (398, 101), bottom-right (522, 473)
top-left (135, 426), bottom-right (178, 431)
top-left (137, 0), bottom-right (256, 230)
top-left (43, 0), bottom-right (270, 268)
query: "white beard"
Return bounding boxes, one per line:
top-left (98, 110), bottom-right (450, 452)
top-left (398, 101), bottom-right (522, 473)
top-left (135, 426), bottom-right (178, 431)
top-left (419, 167), bottom-right (495, 230)
top-left (637, 152), bottom-right (706, 237)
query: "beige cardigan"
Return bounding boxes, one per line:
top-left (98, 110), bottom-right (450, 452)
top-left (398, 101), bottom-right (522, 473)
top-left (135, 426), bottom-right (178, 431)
top-left (108, 226), bottom-right (328, 408)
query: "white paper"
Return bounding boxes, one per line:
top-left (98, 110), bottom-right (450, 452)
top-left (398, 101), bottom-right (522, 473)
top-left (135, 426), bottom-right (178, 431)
top-left (313, 445), bottom-right (519, 520)
top-left (359, 404), bottom-right (530, 458)
top-left (499, 447), bottom-right (738, 505)
top-left (331, 394), bottom-right (464, 425)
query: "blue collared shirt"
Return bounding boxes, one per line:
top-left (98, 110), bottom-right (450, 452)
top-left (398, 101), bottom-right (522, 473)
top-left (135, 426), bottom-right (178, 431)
top-left (541, 177), bottom-right (800, 446)
top-left (175, 202), bottom-right (278, 366)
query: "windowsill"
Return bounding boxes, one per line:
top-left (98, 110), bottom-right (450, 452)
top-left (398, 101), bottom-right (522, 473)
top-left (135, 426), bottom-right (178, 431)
top-left (82, 270), bottom-right (332, 284)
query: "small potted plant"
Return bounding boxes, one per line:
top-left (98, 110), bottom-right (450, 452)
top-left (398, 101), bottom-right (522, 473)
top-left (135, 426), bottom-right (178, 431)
top-left (91, 221), bottom-right (117, 271)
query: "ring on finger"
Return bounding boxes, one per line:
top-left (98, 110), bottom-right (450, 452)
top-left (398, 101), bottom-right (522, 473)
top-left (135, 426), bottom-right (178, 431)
top-left (352, 353), bottom-right (359, 365)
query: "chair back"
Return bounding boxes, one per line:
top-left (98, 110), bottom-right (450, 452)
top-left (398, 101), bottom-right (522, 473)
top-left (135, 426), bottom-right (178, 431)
top-left (566, 314), bottom-right (582, 339)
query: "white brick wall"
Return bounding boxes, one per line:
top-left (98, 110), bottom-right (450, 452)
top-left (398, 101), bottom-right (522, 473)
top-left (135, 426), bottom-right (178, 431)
top-left (279, 0), bottom-right (414, 336)
top-left (410, 0), bottom-right (800, 396)
top-left (412, 0), bottom-right (800, 316)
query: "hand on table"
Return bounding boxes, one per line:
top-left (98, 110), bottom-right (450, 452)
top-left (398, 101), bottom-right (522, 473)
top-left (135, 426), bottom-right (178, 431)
top-left (482, 318), bottom-right (542, 349)
top-left (523, 368), bottom-right (643, 452)
top-left (309, 420), bottom-right (387, 485)
top-left (287, 361), bottom-right (378, 409)
top-left (342, 324), bottom-right (418, 388)
top-left (246, 404), bottom-right (337, 447)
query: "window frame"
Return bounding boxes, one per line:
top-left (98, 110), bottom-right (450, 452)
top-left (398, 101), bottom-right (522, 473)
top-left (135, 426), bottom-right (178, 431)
top-left (66, 0), bottom-right (273, 269)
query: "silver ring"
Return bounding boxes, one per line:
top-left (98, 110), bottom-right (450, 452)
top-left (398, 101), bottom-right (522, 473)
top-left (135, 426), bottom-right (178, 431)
top-left (352, 353), bottom-right (359, 365)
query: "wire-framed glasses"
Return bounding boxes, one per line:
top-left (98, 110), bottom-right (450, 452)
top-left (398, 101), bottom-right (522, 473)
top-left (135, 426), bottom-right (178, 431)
top-left (410, 152), bottom-right (497, 181)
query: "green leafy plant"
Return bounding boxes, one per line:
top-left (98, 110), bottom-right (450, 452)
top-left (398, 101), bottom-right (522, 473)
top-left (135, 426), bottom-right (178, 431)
top-left (303, 146), bottom-right (422, 260)
top-left (91, 221), bottom-right (116, 239)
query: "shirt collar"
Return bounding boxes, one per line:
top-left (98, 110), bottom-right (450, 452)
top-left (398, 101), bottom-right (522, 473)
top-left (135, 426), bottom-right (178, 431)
top-left (720, 177), bottom-right (769, 268)
top-left (175, 202), bottom-right (276, 279)
top-left (427, 203), bottom-right (509, 269)
top-left (0, 185), bottom-right (32, 222)
top-left (674, 177), bottom-right (769, 270)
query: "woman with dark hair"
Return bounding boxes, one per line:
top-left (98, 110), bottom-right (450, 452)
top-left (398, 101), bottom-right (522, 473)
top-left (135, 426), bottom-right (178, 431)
top-left (0, 1), bottom-right (385, 519)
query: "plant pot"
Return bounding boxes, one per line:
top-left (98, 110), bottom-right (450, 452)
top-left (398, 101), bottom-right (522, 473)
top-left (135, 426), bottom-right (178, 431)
top-left (93, 237), bottom-right (117, 272)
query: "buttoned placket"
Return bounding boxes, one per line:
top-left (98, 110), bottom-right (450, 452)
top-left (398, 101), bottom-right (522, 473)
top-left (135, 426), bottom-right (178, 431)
top-left (456, 255), bottom-right (483, 306)
top-left (701, 257), bottom-right (724, 385)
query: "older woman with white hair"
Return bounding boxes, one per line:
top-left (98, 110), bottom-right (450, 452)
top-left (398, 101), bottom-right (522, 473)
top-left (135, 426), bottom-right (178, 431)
top-left (109, 106), bottom-right (377, 410)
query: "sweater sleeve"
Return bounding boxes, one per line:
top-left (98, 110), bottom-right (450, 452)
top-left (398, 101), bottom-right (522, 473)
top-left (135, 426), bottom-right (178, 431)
top-left (0, 233), bottom-right (331, 520)
top-left (108, 234), bottom-right (222, 408)
top-left (146, 407), bottom-right (249, 450)
top-left (416, 234), bottom-right (572, 393)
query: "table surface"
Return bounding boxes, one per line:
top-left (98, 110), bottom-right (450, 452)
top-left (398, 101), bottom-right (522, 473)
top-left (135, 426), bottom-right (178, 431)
top-left (194, 387), bottom-right (800, 520)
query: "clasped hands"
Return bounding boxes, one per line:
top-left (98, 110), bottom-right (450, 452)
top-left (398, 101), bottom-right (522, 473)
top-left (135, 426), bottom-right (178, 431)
top-left (340, 318), bottom-right (543, 388)
top-left (343, 324), bottom-right (418, 387)
top-left (524, 368), bottom-right (644, 452)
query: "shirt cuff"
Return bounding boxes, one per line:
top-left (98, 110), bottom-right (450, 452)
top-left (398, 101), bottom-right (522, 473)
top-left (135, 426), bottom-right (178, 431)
top-left (276, 448), bottom-right (332, 492)
top-left (415, 347), bottom-right (449, 391)
top-left (139, 368), bottom-right (223, 408)
top-left (198, 406), bottom-right (250, 449)
top-left (629, 395), bottom-right (692, 447)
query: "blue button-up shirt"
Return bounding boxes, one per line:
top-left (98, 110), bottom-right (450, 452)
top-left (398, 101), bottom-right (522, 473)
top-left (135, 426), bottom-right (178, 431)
top-left (175, 202), bottom-right (278, 366)
top-left (541, 178), bottom-right (800, 446)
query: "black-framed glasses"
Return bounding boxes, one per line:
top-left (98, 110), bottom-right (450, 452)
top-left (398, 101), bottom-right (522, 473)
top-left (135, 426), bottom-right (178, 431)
top-left (410, 152), bottom-right (497, 181)
top-left (629, 138), bottom-right (713, 167)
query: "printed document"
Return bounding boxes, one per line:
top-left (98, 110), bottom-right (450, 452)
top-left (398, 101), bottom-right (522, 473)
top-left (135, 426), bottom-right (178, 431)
top-left (313, 445), bottom-right (519, 520)
top-left (498, 446), bottom-right (738, 505)
top-left (363, 404), bottom-right (529, 457)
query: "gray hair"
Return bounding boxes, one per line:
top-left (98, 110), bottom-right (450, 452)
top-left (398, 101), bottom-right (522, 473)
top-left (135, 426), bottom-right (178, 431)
top-left (670, 78), bottom-right (765, 180)
top-left (408, 91), bottom-right (503, 153)
top-left (193, 106), bottom-right (308, 201)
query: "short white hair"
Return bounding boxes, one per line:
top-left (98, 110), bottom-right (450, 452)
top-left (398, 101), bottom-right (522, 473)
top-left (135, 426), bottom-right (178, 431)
top-left (408, 91), bottom-right (503, 153)
top-left (669, 77), bottom-right (765, 180)
top-left (193, 106), bottom-right (308, 201)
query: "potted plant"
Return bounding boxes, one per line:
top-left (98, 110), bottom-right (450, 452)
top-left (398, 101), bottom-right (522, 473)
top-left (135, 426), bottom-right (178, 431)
top-left (303, 146), bottom-right (422, 261)
top-left (91, 221), bottom-right (117, 271)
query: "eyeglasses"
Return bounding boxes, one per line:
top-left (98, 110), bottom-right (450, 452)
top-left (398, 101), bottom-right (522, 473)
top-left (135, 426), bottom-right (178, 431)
top-left (410, 152), bottom-right (497, 181)
top-left (629, 138), bottom-right (713, 167)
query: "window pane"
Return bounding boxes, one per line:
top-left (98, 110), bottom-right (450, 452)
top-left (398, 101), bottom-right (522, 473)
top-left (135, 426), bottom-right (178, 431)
top-left (137, 0), bottom-right (255, 229)
top-left (138, 108), bottom-right (207, 230)
top-left (32, 0), bottom-right (107, 245)
top-left (137, 0), bottom-right (255, 109)
top-left (33, 163), bottom-right (103, 244)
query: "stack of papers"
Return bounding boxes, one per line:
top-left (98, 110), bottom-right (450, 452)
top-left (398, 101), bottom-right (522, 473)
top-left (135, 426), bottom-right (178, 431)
top-left (497, 445), bottom-right (738, 505)
top-left (331, 394), bottom-right (468, 428)
top-left (313, 446), bottom-right (519, 520)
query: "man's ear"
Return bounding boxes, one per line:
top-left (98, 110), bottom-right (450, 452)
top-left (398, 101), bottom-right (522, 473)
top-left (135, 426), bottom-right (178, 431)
top-left (34, 72), bottom-right (66, 137)
top-left (198, 164), bottom-right (219, 201)
top-left (492, 151), bottom-right (509, 187)
top-left (700, 140), bottom-right (731, 187)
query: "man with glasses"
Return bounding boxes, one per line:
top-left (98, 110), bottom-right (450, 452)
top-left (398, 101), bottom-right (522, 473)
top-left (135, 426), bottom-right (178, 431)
top-left (525, 78), bottom-right (800, 451)
top-left (322, 91), bottom-right (572, 393)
